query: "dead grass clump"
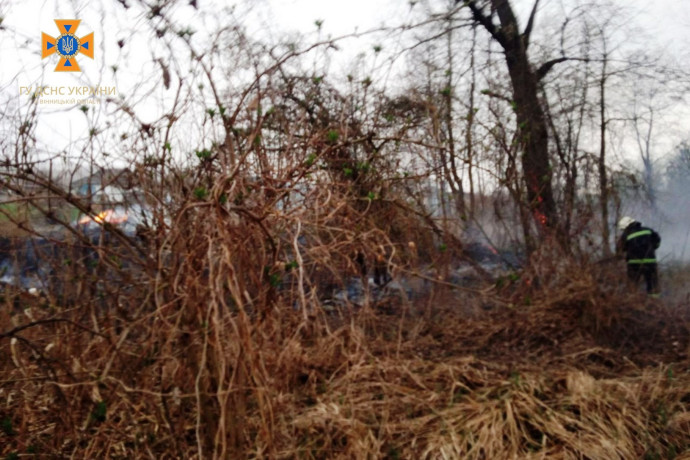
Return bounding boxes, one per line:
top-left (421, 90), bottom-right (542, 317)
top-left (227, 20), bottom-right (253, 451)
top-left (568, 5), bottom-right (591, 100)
top-left (479, 242), bottom-right (690, 368)
top-left (277, 354), bottom-right (690, 459)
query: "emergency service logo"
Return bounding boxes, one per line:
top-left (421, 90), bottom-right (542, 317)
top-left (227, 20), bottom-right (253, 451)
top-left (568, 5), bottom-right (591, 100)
top-left (41, 20), bottom-right (94, 72)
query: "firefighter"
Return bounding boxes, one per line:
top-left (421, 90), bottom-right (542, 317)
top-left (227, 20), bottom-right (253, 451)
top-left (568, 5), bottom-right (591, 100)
top-left (617, 216), bottom-right (661, 296)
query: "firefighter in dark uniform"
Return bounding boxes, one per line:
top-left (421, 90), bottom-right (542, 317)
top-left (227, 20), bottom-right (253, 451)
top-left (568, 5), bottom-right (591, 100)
top-left (617, 216), bottom-right (661, 296)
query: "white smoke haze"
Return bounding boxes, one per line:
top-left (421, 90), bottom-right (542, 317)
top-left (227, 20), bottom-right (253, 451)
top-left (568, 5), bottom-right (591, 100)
top-left (612, 143), bottom-right (690, 264)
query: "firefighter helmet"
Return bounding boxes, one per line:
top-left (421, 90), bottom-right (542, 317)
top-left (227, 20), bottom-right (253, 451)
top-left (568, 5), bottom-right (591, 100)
top-left (617, 216), bottom-right (635, 232)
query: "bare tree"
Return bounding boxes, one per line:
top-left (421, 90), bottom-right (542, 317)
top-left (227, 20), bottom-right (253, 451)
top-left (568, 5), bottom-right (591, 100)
top-left (462, 0), bottom-right (562, 247)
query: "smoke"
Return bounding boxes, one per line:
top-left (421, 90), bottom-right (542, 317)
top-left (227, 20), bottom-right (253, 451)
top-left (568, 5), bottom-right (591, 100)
top-left (617, 146), bottom-right (690, 263)
top-left (654, 187), bottom-right (690, 263)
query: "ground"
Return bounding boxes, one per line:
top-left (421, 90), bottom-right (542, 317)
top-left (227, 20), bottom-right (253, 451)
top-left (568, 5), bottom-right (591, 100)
top-left (0, 219), bottom-right (689, 457)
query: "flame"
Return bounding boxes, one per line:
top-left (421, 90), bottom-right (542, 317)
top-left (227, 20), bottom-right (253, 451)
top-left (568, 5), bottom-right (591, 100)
top-left (534, 210), bottom-right (547, 226)
top-left (532, 194), bottom-right (547, 227)
top-left (78, 209), bottom-right (128, 226)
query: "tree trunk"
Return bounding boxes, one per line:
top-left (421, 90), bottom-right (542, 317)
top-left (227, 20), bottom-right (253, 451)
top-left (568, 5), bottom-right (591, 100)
top-left (444, 22), bottom-right (466, 220)
top-left (495, 0), bottom-right (556, 228)
top-left (467, 0), bottom-right (558, 242)
top-left (599, 59), bottom-right (611, 257)
top-left (466, 25), bottom-right (478, 220)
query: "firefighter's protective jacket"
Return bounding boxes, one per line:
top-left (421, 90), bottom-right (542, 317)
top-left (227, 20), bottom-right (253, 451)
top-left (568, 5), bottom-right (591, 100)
top-left (618, 222), bottom-right (661, 264)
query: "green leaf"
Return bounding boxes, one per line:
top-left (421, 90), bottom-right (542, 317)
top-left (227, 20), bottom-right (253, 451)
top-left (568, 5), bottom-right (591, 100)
top-left (177, 26), bottom-right (195, 38)
top-left (91, 401), bottom-right (107, 422)
top-left (268, 273), bottom-right (281, 287)
top-left (193, 187), bottom-right (208, 200)
top-left (326, 130), bottom-right (339, 144)
top-left (195, 149), bottom-right (212, 160)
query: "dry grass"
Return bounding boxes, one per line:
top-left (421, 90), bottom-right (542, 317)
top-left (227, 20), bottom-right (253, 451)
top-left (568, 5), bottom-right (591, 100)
top-left (1, 227), bottom-right (689, 458)
top-left (0, 171), bottom-right (688, 459)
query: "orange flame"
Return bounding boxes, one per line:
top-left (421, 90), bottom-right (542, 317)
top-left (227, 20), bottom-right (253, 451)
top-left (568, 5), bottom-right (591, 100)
top-left (534, 210), bottom-right (547, 226)
top-left (78, 209), bottom-right (128, 226)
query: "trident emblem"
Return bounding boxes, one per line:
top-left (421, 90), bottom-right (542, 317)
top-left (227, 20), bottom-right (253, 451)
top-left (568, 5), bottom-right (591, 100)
top-left (62, 36), bottom-right (74, 55)
top-left (42, 20), bottom-right (94, 72)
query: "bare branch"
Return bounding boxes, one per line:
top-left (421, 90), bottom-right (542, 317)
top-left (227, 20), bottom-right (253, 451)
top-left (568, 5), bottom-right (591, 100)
top-left (463, 0), bottom-right (507, 48)
top-left (480, 89), bottom-right (513, 104)
top-left (536, 57), bottom-right (570, 81)
top-left (0, 319), bottom-right (107, 341)
top-left (522, 0), bottom-right (540, 50)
